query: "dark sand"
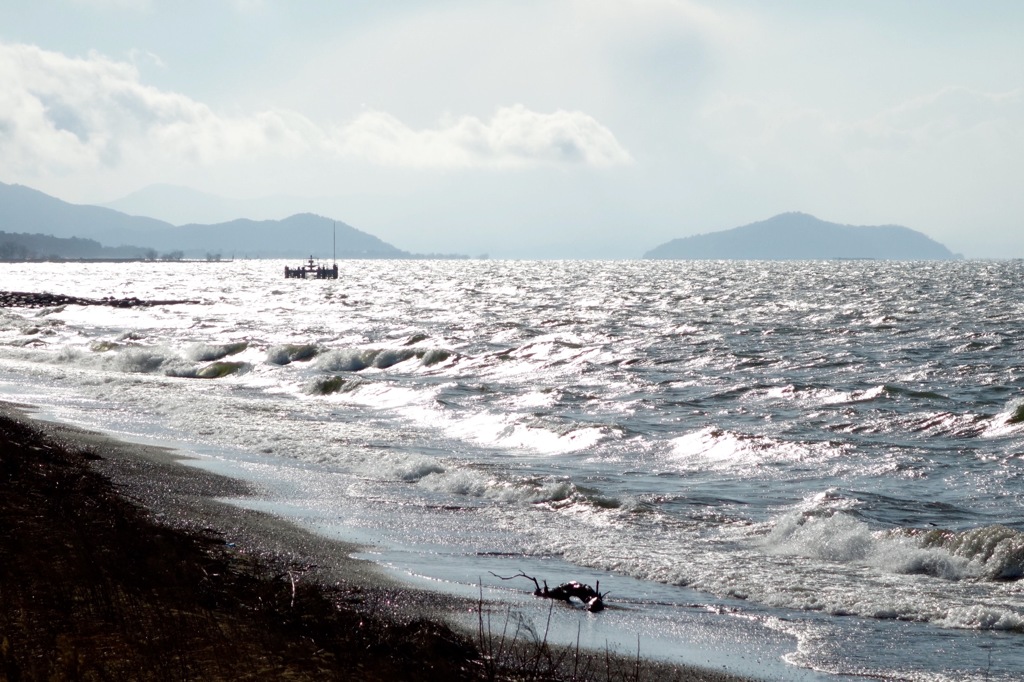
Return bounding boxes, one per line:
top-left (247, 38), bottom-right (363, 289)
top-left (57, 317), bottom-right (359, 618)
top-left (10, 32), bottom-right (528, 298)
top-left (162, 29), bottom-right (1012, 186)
top-left (0, 401), bottom-right (754, 681)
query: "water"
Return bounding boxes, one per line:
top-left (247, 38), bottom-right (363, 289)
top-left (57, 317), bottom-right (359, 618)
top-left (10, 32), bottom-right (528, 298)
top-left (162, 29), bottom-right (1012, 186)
top-left (2, 259), bottom-right (1023, 680)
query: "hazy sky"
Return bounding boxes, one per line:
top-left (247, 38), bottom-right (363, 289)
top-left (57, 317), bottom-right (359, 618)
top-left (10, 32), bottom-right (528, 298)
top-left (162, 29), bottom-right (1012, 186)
top-left (1, 1), bottom-right (1021, 258)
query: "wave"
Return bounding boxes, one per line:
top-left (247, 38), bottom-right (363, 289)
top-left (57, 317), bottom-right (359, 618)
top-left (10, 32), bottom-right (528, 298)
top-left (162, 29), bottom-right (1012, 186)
top-left (763, 510), bottom-right (975, 581)
top-left (765, 383), bottom-right (954, 409)
top-left (195, 361), bottom-right (249, 379)
top-left (418, 468), bottom-right (577, 505)
top-left (55, 341), bottom-right (252, 380)
top-left (442, 410), bottom-right (614, 454)
top-left (669, 427), bottom-right (841, 471)
top-left (186, 341), bottom-right (248, 362)
top-left (266, 343), bottom-right (320, 365)
top-left (346, 451), bottom-right (446, 483)
top-left (165, 360), bottom-right (251, 379)
top-left (983, 397), bottom-right (1024, 437)
top-left (109, 347), bottom-right (176, 374)
top-left (306, 375), bottom-right (365, 395)
top-left (1006, 401), bottom-right (1024, 425)
top-left (421, 348), bottom-right (453, 366)
top-left (314, 346), bottom-right (455, 372)
top-left (764, 504), bottom-right (1024, 584)
top-left (917, 525), bottom-right (1024, 581)
top-left (342, 449), bottom-right (581, 508)
top-left (319, 348), bottom-right (375, 371)
top-left (935, 605), bottom-right (1024, 631)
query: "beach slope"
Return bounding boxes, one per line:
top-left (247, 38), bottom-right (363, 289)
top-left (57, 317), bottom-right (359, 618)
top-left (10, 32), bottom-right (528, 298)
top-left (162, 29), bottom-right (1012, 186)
top-left (0, 403), bottom-right (750, 681)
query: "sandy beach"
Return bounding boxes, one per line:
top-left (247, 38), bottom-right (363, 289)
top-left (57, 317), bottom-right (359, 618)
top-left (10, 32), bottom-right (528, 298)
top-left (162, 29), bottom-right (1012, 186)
top-left (0, 400), bottom-right (753, 681)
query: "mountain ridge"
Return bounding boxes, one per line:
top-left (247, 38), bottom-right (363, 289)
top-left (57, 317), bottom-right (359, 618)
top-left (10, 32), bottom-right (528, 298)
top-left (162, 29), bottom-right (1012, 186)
top-left (0, 182), bottom-right (410, 259)
top-left (645, 212), bottom-right (960, 260)
top-left (103, 183), bottom-right (308, 227)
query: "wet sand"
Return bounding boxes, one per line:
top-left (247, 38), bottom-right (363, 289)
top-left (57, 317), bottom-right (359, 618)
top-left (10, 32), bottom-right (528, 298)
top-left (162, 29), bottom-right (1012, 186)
top-left (0, 400), bottom-right (754, 681)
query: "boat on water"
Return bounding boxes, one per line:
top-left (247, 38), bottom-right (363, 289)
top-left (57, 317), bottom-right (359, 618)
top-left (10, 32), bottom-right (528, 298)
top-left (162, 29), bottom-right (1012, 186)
top-left (285, 222), bottom-right (340, 279)
top-left (284, 256), bottom-right (338, 279)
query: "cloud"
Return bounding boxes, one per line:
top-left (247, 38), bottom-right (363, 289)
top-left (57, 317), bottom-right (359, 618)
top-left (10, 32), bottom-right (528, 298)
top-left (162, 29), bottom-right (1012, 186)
top-left (0, 41), bottom-right (631, 180)
top-left (699, 86), bottom-right (1023, 173)
top-left (69, 0), bottom-right (258, 10)
top-left (0, 42), bottom-right (302, 174)
top-left (573, 0), bottom-right (749, 44)
top-left (225, 0), bottom-right (267, 13)
top-left (127, 48), bottom-right (166, 70)
top-left (333, 105), bottom-right (633, 169)
top-left (848, 86), bottom-right (1023, 152)
top-left (68, 0), bottom-right (153, 10)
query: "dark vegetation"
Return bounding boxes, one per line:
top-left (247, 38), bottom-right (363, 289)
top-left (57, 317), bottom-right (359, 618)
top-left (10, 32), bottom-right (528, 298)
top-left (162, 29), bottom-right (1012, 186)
top-left (0, 231), bottom-right (150, 261)
top-left (0, 414), bottom-right (479, 681)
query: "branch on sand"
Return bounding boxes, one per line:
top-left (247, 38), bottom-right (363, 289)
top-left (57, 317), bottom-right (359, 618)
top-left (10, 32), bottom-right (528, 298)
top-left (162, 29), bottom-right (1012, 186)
top-left (490, 571), bottom-right (607, 613)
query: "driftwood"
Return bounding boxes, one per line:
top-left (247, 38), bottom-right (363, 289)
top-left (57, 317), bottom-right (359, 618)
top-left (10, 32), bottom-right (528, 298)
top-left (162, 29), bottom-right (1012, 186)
top-left (490, 571), bottom-right (606, 612)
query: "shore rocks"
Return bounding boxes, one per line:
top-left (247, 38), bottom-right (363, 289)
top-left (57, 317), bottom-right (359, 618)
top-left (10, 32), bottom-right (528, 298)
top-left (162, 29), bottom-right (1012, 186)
top-left (0, 290), bottom-right (200, 308)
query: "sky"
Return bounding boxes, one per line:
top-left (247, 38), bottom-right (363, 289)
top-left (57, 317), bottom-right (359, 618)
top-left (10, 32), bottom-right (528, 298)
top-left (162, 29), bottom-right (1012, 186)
top-left (1, 0), bottom-right (1022, 258)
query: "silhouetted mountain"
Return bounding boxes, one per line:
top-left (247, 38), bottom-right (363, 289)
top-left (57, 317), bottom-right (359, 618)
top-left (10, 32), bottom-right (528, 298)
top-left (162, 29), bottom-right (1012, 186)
top-left (0, 181), bottom-right (410, 258)
top-left (0, 181), bottom-right (172, 243)
top-left (103, 184), bottom-right (244, 225)
top-left (141, 213), bottom-right (408, 259)
top-left (645, 213), bottom-right (960, 260)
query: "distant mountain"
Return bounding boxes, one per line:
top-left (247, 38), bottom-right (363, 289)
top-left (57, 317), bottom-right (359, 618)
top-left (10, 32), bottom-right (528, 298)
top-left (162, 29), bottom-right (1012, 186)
top-left (103, 184), bottom-right (243, 226)
top-left (0, 181), bottom-right (410, 259)
top-left (645, 213), bottom-right (960, 260)
top-left (140, 213), bottom-right (408, 259)
top-left (0, 181), bottom-right (172, 243)
top-left (103, 184), bottom-right (310, 227)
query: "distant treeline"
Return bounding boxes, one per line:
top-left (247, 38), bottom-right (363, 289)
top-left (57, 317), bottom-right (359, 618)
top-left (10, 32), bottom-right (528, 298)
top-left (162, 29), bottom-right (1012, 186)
top-left (406, 252), bottom-right (479, 260)
top-left (0, 231), bottom-right (153, 261)
top-left (0, 230), bottom-right (478, 262)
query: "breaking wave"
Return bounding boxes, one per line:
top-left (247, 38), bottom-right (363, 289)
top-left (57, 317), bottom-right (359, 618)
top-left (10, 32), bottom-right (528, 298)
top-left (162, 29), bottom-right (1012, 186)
top-left (186, 341), bottom-right (248, 362)
top-left (917, 525), bottom-right (1024, 581)
top-left (763, 510), bottom-right (975, 581)
top-left (418, 468), bottom-right (577, 505)
top-left (764, 508), bottom-right (1024, 584)
top-left (266, 343), bottom-right (320, 365)
top-left (314, 346), bottom-right (454, 372)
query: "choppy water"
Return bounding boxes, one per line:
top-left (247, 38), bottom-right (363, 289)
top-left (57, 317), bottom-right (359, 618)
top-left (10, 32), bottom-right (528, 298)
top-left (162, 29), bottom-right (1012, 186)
top-left (2, 259), bottom-right (1023, 680)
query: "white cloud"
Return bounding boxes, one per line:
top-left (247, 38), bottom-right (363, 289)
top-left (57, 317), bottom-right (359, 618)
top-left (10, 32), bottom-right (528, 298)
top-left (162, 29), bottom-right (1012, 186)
top-left (0, 42), bottom-right (305, 174)
top-left (0, 41), bottom-right (631, 181)
top-left (127, 48), bottom-right (166, 70)
top-left (333, 105), bottom-right (633, 169)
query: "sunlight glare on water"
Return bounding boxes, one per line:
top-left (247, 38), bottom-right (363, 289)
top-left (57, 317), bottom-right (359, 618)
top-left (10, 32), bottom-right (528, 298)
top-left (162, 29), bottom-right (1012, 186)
top-left (2, 259), bottom-right (1024, 680)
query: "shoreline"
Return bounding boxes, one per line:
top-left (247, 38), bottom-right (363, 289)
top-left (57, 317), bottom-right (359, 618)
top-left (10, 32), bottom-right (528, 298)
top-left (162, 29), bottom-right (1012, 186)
top-left (0, 400), bottom-right (753, 681)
